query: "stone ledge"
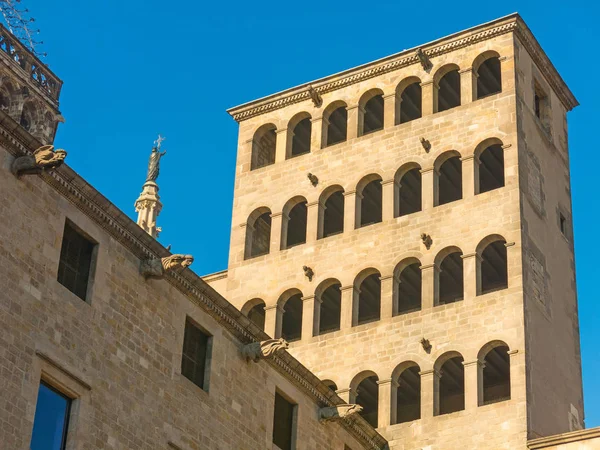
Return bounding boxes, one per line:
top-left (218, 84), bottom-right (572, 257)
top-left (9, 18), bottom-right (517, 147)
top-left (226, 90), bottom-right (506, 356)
top-left (528, 427), bottom-right (600, 449)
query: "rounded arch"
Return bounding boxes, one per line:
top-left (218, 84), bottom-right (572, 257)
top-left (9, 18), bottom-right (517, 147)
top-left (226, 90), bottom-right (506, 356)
top-left (476, 234), bottom-right (507, 256)
top-left (433, 63), bottom-right (461, 84)
top-left (434, 350), bottom-right (464, 371)
top-left (315, 278), bottom-right (342, 335)
top-left (476, 235), bottom-right (508, 295)
top-left (434, 63), bottom-right (461, 113)
top-left (477, 340), bottom-right (510, 362)
top-left (251, 123), bottom-right (277, 170)
top-left (473, 51), bottom-right (502, 100)
top-left (0, 76), bottom-right (21, 119)
top-left (472, 50), bottom-right (501, 73)
top-left (242, 298), bottom-right (266, 331)
top-left (356, 174), bottom-right (383, 229)
top-left (354, 267), bottom-right (381, 287)
top-left (474, 138), bottom-right (505, 194)
top-left (354, 268), bottom-right (382, 326)
top-left (315, 277), bottom-right (342, 299)
top-left (477, 340), bottom-right (511, 405)
top-left (395, 76), bottom-right (422, 125)
top-left (241, 297), bottom-right (266, 315)
top-left (322, 100), bottom-right (348, 148)
top-left (277, 288), bottom-right (304, 342)
top-left (433, 150), bottom-right (462, 171)
top-left (20, 100), bottom-right (40, 133)
top-left (393, 257), bottom-right (422, 315)
top-left (287, 111), bottom-right (312, 159)
top-left (358, 88), bottom-right (385, 136)
top-left (435, 246), bottom-right (464, 306)
top-left (434, 351), bottom-right (465, 415)
top-left (350, 369), bottom-right (380, 427)
top-left (244, 207), bottom-right (272, 260)
top-left (281, 196), bottom-right (308, 249)
top-left (391, 360), bottom-right (422, 424)
top-left (434, 245), bottom-right (463, 266)
top-left (434, 151), bottom-right (463, 206)
top-left (321, 379), bottom-right (338, 392)
top-left (350, 369), bottom-right (380, 392)
top-left (391, 360), bottom-right (421, 381)
top-left (277, 287), bottom-right (304, 308)
top-left (282, 195), bottom-right (308, 216)
top-left (394, 162), bottom-right (422, 217)
top-left (473, 137), bottom-right (504, 159)
top-left (318, 184), bottom-right (345, 239)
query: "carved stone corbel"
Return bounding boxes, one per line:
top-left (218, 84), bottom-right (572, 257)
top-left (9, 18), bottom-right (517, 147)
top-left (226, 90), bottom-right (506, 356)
top-left (307, 85), bottom-right (322, 107)
top-left (242, 338), bottom-right (289, 362)
top-left (303, 266), bottom-right (314, 281)
top-left (420, 233), bottom-right (432, 250)
top-left (11, 144), bottom-right (67, 177)
top-left (420, 137), bottom-right (431, 152)
top-left (319, 404), bottom-right (363, 422)
top-left (415, 48), bottom-right (432, 72)
top-left (307, 172), bottom-right (319, 186)
top-left (139, 254), bottom-right (194, 279)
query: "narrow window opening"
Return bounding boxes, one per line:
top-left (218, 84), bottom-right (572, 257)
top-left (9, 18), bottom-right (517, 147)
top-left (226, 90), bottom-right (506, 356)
top-left (323, 381), bottom-right (338, 392)
top-left (281, 294), bottom-right (303, 342)
top-left (326, 107), bottom-right (347, 146)
top-left (396, 366), bottom-right (421, 423)
top-left (285, 201), bottom-right (307, 248)
top-left (290, 117), bottom-right (311, 158)
top-left (181, 318), bottom-right (211, 390)
top-left (476, 57), bottom-right (502, 99)
top-left (534, 81), bottom-right (551, 134)
top-left (251, 126), bottom-right (276, 170)
top-left (437, 70), bottom-right (461, 112)
top-left (398, 168), bottom-right (422, 216)
top-left (356, 376), bottom-right (379, 428)
top-left (57, 221), bottom-right (96, 301)
top-left (0, 90), bottom-right (9, 111)
top-left (480, 241), bottom-right (508, 295)
top-left (357, 273), bottom-right (381, 325)
top-left (273, 392), bottom-right (296, 450)
top-left (397, 263), bottom-right (422, 315)
top-left (439, 252), bottom-right (463, 305)
top-left (437, 156), bottom-right (462, 205)
top-left (246, 211), bottom-right (271, 259)
top-left (559, 213), bottom-right (567, 236)
top-left (478, 145), bottom-right (504, 193)
top-left (438, 356), bottom-right (465, 415)
top-left (247, 302), bottom-right (266, 331)
top-left (482, 346), bottom-right (511, 405)
top-left (319, 283), bottom-right (341, 334)
top-left (359, 180), bottom-right (382, 227)
top-left (362, 94), bottom-right (384, 135)
top-left (30, 381), bottom-right (72, 450)
top-left (322, 191), bottom-right (344, 238)
top-left (399, 83), bottom-right (422, 124)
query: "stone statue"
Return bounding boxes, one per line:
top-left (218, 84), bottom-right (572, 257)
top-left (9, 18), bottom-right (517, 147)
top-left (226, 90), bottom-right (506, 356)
top-left (318, 404), bottom-right (363, 422)
top-left (11, 144), bottom-right (67, 177)
top-left (146, 135), bottom-right (166, 182)
top-left (140, 254), bottom-right (194, 279)
top-left (242, 338), bottom-right (289, 362)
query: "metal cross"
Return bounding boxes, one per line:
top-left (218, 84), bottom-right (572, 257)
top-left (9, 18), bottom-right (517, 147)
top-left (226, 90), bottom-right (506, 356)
top-left (154, 134), bottom-right (166, 150)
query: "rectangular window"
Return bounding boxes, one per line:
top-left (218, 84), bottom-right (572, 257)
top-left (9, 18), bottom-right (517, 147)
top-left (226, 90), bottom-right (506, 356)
top-left (273, 391), bottom-right (296, 450)
top-left (533, 81), bottom-right (551, 135)
top-left (30, 381), bottom-right (72, 450)
top-left (181, 318), bottom-right (210, 390)
top-left (57, 221), bottom-right (96, 301)
top-left (560, 213), bottom-right (567, 236)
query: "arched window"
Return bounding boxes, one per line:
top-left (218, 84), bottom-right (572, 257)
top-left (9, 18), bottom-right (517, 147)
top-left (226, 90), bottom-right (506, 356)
top-left (435, 65), bottom-right (461, 112)
top-left (474, 53), bottom-right (502, 100)
top-left (476, 142), bottom-right (505, 194)
top-left (477, 236), bottom-right (508, 295)
top-left (323, 101), bottom-right (348, 147)
top-left (322, 380), bottom-right (338, 392)
top-left (316, 280), bottom-right (342, 335)
top-left (0, 89), bottom-right (9, 111)
top-left (244, 207), bottom-right (272, 259)
top-left (287, 113), bottom-right (312, 158)
top-left (352, 372), bottom-right (379, 428)
top-left (242, 298), bottom-right (266, 331)
top-left (318, 186), bottom-right (344, 239)
top-left (396, 77), bottom-right (422, 124)
top-left (479, 342), bottom-right (511, 405)
top-left (280, 291), bottom-right (303, 342)
top-left (395, 163), bottom-right (422, 217)
top-left (358, 89), bottom-right (384, 136)
top-left (394, 259), bottom-right (422, 315)
top-left (355, 269), bottom-right (381, 326)
top-left (392, 363), bottom-right (421, 424)
top-left (20, 103), bottom-right (34, 131)
top-left (435, 152), bottom-right (462, 206)
top-left (281, 197), bottom-right (308, 249)
top-left (435, 352), bottom-right (465, 416)
top-left (357, 175), bottom-right (382, 228)
top-left (251, 124), bottom-right (277, 170)
top-left (436, 248), bottom-right (464, 305)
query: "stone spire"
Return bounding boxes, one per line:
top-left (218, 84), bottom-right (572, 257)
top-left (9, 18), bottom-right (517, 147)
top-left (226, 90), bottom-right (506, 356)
top-left (135, 135), bottom-right (166, 238)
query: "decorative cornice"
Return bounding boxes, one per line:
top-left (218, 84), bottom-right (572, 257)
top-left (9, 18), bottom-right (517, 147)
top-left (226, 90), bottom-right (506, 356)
top-left (527, 427), bottom-right (600, 449)
top-left (0, 117), bottom-right (387, 450)
top-left (227, 14), bottom-right (576, 122)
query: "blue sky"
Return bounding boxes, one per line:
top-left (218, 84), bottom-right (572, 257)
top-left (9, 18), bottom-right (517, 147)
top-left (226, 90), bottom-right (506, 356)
top-left (19, 0), bottom-right (599, 427)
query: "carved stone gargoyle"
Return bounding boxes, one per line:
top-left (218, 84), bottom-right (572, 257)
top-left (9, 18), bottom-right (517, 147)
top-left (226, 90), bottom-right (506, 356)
top-left (420, 233), bottom-right (433, 250)
top-left (415, 48), bottom-right (432, 72)
top-left (242, 338), bottom-right (289, 362)
top-left (11, 145), bottom-right (67, 177)
top-left (319, 404), bottom-right (363, 423)
top-left (139, 254), bottom-right (194, 280)
top-left (307, 85), bottom-right (322, 107)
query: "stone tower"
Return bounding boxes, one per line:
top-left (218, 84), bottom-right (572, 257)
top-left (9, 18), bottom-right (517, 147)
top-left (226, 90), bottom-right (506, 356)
top-left (205, 13), bottom-right (582, 449)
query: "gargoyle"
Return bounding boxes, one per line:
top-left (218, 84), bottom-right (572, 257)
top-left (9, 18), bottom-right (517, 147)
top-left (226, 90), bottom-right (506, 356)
top-left (11, 145), bottom-right (67, 177)
top-left (303, 266), bottom-right (314, 282)
top-left (420, 233), bottom-right (432, 250)
top-left (415, 48), bottom-right (432, 72)
top-left (319, 404), bottom-right (363, 422)
top-left (140, 254), bottom-right (194, 279)
top-left (242, 338), bottom-right (289, 362)
top-left (420, 137), bottom-right (431, 152)
top-left (307, 85), bottom-right (322, 107)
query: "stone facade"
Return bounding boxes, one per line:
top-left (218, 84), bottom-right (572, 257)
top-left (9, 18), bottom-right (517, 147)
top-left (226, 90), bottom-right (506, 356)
top-left (207, 13), bottom-right (586, 450)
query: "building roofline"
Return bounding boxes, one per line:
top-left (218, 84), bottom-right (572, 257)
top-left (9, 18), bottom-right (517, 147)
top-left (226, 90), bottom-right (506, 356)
top-left (227, 13), bottom-right (577, 122)
top-left (0, 113), bottom-right (388, 450)
top-left (527, 427), bottom-right (600, 448)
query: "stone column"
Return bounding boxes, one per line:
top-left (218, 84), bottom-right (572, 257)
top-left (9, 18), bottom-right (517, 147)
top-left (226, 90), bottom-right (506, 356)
top-left (306, 201), bottom-right (323, 244)
top-left (264, 304), bottom-right (284, 338)
top-left (379, 274), bottom-right (394, 320)
top-left (135, 181), bottom-right (163, 239)
top-left (275, 128), bottom-right (288, 163)
top-left (383, 93), bottom-right (397, 129)
top-left (420, 264), bottom-right (438, 309)
top-left (463, 359), bottom-right (484, 409)
top-left (419, 369), bottom-right (440, 418)
top-left (420, 81), bottom-right (434, 116)
top-left (340, 285), bottom-right (356, 330)
top-left (461, 253), bottom-right (481, 303)
top-left (336, 388), bottom-right (355, 404)
top-left (460, 154), bottom-right (476, 199)
top-left (381, 179), bottom-right (395, 221)
top-left (344, 190), bottom-right (358, 232)
top-left (508, 349), bottom-right (523, 402)
top-left (270, 212), bottom-right (284, 252)
top-left (347, 104), bottom-right (360, 140)
top-left (311, 117), bottom-right (323, 152)
top-left (459, 68), bottom-right (474, 105)
top-left (420, 167), bottom-right (435, 210)
top-left (377, 378), bottom-right (397, 428)
top-left (301, 295), bottom-right (317, 340)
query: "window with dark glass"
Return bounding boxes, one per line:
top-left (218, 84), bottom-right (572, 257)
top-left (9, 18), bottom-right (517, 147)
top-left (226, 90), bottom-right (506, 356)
top-left (273, 392), bottom-right (296, 450)
top-left (181, 318), bottom-right (211, 390)
top-left (57, 221), bottom-right (96, 301)
top-left (30, 381), bottom-right (71, 450)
